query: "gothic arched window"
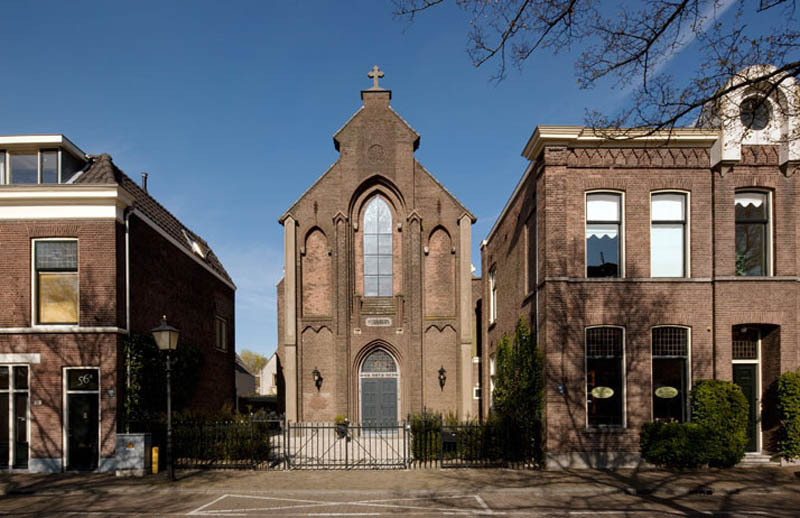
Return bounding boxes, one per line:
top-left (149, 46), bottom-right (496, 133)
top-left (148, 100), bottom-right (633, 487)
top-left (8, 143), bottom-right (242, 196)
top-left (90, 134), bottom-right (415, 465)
top-left (364, 197), bottom-right (392, 297)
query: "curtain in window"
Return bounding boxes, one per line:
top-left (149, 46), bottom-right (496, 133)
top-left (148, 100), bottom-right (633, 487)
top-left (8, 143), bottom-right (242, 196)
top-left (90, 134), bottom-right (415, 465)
top-left (735, 192), bottom-right (768, 276)
top-left (586, 193), bottom-right (621, 278)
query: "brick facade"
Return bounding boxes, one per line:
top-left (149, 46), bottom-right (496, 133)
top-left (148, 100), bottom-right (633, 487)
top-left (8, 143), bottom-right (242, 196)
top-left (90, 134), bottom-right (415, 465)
top-left (0, 147), bottom-right (235, 473)
top-left (278, 83), bottom-right (476, 423)
top-left (483, 112), bottom-right (800, 466)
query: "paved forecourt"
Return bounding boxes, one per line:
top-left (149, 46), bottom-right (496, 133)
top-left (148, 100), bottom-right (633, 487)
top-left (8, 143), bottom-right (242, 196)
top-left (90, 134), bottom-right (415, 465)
top-left (1, 468), bottom-right (800, 517)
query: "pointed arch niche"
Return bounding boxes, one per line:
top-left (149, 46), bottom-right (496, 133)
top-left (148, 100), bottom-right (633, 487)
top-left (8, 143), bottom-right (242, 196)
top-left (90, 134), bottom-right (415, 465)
top-left (302, 228), bottom-right (332, 317)
top-left (425, 227), bottom-right (455, 316)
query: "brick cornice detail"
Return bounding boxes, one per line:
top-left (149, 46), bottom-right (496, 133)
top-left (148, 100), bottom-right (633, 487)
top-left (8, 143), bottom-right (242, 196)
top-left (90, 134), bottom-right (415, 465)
top-left (567, 147), bottom-right (710, 169)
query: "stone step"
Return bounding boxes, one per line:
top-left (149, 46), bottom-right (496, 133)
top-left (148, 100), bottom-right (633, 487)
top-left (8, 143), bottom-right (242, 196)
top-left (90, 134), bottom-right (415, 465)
top-left (740, 453), bottom-right (779, 466)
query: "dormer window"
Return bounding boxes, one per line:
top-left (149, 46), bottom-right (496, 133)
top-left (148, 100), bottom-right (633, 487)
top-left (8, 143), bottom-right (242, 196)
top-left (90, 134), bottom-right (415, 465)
top-left (0, 145), bottom-right (84, 185)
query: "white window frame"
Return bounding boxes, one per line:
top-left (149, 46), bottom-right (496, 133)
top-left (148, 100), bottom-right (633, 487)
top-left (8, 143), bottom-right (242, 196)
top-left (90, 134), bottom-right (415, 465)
top-left (488, 266), bottom-right (497, 324)
top-left (734, 189), bottom-right (773, 277)
top-left (0, 364), bottom-right (30, 470)
top-left (649, 325), bottom-right (692, 423)
top-left (732, 327), bottom-right (763, 453)
top-left (62, 367), bottom-right (101, 472)
top-left (584, 325), bottom-right (627, 429)
top-left (584, 191), bottom-right (625, 278)
top-left (4, 149), bottom-right (62, 185)
top-left (31, 238), bottom-right (79, 327)
top-left (650, 191), bottom-right (690, 278)
top-left (488, 353), bottom-right (496, 407)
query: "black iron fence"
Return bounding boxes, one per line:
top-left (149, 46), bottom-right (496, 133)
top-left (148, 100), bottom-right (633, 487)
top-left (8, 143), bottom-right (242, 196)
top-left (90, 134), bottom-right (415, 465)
top-left (125, 417), bottom-right (537, 471)
top-left (174, 419), bottom-right (284, 470)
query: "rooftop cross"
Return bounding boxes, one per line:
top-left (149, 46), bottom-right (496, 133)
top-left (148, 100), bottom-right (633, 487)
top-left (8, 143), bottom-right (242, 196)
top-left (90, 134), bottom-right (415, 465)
top-left (368, 65), bottom-right (384, 89)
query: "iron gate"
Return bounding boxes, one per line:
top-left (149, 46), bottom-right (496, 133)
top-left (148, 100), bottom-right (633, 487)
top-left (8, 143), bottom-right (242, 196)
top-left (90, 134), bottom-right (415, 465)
top-left (286, 422), bottom-right (409, 469)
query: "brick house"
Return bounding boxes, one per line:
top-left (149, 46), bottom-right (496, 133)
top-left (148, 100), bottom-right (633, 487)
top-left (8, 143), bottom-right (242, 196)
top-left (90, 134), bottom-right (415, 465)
top-left (481, 66), bottom-right (800, 467)
top-left (0, 136), bottom-right (235, 472)
top-left (277, 69), bottom-right (477, 424)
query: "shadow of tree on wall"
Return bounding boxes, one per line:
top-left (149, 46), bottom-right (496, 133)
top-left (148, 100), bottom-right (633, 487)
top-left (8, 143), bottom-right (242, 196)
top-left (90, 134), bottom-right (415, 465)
top-left (0, 264), bottom-right (205, 471)
top-left (542, 257), bottom-right (673, 469)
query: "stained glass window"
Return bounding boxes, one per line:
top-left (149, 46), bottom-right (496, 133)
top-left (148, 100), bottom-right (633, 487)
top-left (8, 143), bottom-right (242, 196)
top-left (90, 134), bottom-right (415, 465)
top-left (362, 350), bottom-right (397, 373)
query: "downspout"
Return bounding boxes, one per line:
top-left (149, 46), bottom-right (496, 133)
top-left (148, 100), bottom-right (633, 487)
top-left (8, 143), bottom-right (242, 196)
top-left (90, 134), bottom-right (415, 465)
top-left (124, 206), bottom-right (132, 432)
top-left (711, 168), bottom-right (717, 379)
top-left (125, 207), bottom-right (132, 334)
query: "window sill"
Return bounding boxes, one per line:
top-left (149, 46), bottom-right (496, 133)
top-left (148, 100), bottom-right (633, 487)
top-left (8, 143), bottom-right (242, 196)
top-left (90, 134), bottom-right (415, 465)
top-left (584, 426), bottom-right (627, 434)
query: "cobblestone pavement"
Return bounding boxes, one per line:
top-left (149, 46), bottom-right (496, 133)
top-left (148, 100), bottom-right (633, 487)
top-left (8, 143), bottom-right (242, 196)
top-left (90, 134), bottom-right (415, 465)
top-left (0, 467), bottom-right (798, 517)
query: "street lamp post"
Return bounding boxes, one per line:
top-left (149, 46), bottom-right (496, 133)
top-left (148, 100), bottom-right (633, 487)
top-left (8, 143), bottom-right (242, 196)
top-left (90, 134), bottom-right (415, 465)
top-left (152, 315), bottom-right (180, 481)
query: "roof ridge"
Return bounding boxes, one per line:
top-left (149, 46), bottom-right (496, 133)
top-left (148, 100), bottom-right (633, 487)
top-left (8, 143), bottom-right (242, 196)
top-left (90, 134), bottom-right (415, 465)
top-left (77, 154), bottom-right (234, 285)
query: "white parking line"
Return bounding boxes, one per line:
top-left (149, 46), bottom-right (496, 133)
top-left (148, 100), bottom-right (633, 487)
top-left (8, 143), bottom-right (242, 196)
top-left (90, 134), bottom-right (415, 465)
top-left (190, 493), bottom-right (491, 516)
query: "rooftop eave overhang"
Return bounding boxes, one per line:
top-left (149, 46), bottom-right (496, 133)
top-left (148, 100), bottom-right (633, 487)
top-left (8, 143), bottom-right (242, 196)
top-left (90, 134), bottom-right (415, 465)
top-left (0, 134), bottom-right (86, 160)
top-left (521, 125), bottom-right (721, 161)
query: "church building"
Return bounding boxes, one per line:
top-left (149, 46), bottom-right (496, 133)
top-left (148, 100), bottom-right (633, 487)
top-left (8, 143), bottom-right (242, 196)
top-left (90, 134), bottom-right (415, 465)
top-left (277, 67), bottom-right (477, 424)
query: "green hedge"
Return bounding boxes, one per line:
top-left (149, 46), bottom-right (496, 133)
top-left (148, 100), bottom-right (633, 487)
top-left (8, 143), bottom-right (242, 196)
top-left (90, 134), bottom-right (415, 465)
top-left (640, 422), bottom-right (709, 468)
top-left (778, 370), bottom-right (800, 460)
top-left (640, 379), bottom-right (748, 468)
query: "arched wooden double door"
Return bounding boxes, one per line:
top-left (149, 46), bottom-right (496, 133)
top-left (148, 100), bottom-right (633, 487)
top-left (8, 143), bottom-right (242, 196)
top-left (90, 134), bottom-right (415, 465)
top-left (359, 349), bottom-right (398, 426)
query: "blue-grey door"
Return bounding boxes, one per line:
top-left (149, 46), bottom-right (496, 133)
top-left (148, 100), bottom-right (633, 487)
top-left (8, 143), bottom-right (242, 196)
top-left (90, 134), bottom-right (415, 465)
top-left (361, 378), bottom-right (397, 426)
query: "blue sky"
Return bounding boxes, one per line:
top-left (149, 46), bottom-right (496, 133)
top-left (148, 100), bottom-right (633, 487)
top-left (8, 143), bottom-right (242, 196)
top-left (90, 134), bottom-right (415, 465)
top-left (0, 0), bottom-right (771, 358)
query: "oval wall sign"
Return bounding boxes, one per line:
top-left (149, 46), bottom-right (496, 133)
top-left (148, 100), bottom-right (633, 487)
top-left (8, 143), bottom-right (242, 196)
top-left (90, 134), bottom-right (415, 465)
top-left (655, 386), bottom-right (679, 399)
top-left (591, 386), bottom-right (614, 399)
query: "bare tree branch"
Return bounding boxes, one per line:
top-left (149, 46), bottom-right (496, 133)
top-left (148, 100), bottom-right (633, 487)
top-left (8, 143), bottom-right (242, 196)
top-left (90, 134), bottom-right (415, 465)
top-left (393, 0), bottom-right (800, 133)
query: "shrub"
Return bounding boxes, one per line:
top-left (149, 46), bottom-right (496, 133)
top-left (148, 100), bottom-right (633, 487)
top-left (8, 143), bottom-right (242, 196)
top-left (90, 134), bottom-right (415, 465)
top-left (640, 380), bottom-right (748, 469)
top-left (640, 422), bottom-right (709, 468)
top-left (409, 409), bottom-right (442, 461)
top-left (491, 317), bottom-right (545, 467)
top-left (777, 370), bottom-right (800, 460)
top-left (691, 379), bottom-right (748, 468)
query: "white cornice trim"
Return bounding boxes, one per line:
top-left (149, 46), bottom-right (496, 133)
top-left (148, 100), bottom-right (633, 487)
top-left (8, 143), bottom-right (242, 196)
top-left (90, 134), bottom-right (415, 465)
top-left (0, 327), bottom-right (127, 334)
top-left (132, 209), bottom-right (237, 291)
top-left (521, 125), bottom-right (720, 160)
top-left (0, 353), bottom-right (41, 363)
top-left (0, 185), bottom-right (135, 222)
top-left (0, 134), bottom-right (85, 159)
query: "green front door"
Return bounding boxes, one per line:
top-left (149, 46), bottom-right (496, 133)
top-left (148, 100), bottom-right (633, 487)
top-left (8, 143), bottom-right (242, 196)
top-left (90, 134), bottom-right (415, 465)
top-left (733, 364), bottom-right (758, 452)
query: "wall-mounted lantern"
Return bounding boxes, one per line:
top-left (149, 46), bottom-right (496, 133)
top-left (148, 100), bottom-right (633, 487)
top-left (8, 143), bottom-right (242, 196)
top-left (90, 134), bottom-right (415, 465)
top-left (438, 366), bottom-right (447, 390)
top-left (312, 367), bottom-right (323, 390)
